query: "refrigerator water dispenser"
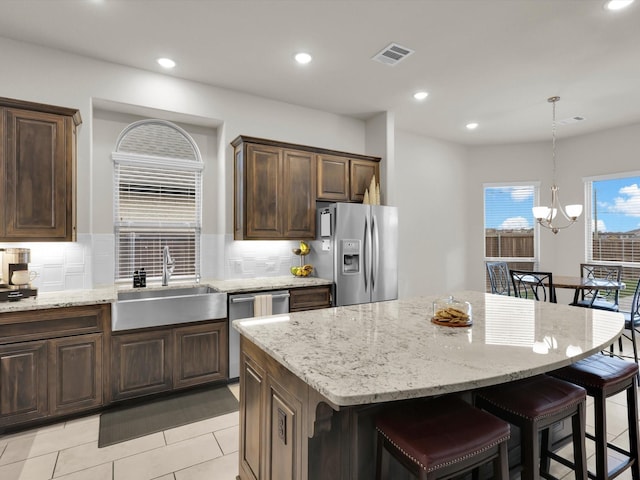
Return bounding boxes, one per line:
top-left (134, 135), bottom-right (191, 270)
top-left (341, 239), bottom-right (361, 274)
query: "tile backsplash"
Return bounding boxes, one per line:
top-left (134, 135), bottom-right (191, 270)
top-left (1, 234), bottom-right (304, 292)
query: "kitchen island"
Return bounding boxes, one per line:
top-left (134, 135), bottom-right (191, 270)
top-left (233, 290), bottom-right (624, 480)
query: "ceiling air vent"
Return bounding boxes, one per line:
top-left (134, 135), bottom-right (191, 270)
top-left (557, 116), bottom-right (586, 126)
top-left (372, 43), bottom-right (415, 66)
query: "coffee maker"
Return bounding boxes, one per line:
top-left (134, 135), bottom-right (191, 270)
top-left (0, 248), bottom-right (38, 300)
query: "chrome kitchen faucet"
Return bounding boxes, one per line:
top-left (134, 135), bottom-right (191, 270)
top-left (162, 246), bottom-right (175, 286)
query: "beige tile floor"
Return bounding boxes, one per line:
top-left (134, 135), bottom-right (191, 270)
top-left (0, 384), bottom-right (241, 480)
top-left (1, 346), bottom-right (640, 480)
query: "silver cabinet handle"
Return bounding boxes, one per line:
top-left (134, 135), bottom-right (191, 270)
top-left (230, 292), bottom-right (290, 303)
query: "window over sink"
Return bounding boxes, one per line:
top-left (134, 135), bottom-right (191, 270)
top-left (112, 120), bottom-right (203, 283)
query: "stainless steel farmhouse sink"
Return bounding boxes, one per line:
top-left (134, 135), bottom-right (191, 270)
top-left (112, 286), bottom-right (227, 331)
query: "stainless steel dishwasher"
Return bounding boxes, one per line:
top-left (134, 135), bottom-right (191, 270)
top-left (228, 290), bottom-right (290, 379)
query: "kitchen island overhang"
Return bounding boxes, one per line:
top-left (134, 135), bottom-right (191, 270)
top-left (234, 291), bottom-right (624, 480)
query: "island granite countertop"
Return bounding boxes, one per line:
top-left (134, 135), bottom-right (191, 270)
top-left (233, 290), bottom-right (624, 407)
top-left (0, 276), bottom-right (333, 313)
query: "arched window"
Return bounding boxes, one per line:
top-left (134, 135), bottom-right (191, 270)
top-left (112, 120), bottom-right (203, 283)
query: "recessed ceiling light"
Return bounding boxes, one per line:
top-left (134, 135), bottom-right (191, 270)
top-left (605, 0), bottom-right (634, 10)
top-left (413, 91), bottom-right (429, 100)
top-left (466, 122), bottom-right (479, 130)
top-left (157, 58), bottom-right (176, 69)
top-left (294, 52), bottom-right (312, 64)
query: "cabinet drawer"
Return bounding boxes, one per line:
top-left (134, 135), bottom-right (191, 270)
top-left (289, 286), bottom-right (332, 312)
top-left (0, 304), bottom-right (108, 345)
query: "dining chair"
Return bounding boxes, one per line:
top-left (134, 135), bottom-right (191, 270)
top-left (617, 277), bottom-right (640, 365)
top-left (510, 269), bottom-right (556, 303)
top-left (486, 261), bottom-right (511, 296)
top-left (572, 263), bottom-right (622, 311)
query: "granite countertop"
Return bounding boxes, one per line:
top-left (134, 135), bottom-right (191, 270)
top-left (0, 276), bottom-right (333, 313)
top-left (233, 290), bottom-right (624, 407)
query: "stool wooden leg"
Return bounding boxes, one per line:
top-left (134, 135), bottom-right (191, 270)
top-left (627, 382), bottom-right (640, 480)
top-left (375, 432), bottom-right (384, 480)
top-left (495, 441), bottom-right (510, 480)
top-left (521, 421), bottom-right (539, 480)
top-left (540, 427), bottom-right (552, 475)
top-left (593, 391), bottom-right (608, 480)
top-left (571, 402), bottom-right (588, 480)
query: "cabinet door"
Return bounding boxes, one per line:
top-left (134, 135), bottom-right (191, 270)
top-left (282, 149), bottom-right (316, 238)
top-left (3, 108), bottom-right (74, 240)
top-left (317, 154), bottom-right (349, 201)
top-left (174, 322), bottom-right (228, 389)
top-left (289, 286), bottom-right (332, 312)
top-left (350, 159), bottom-right (380, 202)
top-left (49, 334), bottom-right (103, 416)
top-left (267, 378), bottom-right (303, 480)
top-left (246, 144), bottom-right (282, 239)
top-left (111, 330), bottom-right (172, 401)
top-left (0, 341), bottom-right (48, 427)
top-left (240, 355), bottom-right (265, 480)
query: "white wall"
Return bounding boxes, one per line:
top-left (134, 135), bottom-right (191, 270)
top-left (464, 121), bottom-right (640, 302)
top-left (0, 37), bottom-right (369, 289)
top-left (394, 130), bottom-right (468, 297)
top-left (5, 37), bottom-right (640, 294)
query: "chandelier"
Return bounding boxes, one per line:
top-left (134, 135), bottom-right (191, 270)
top-left (532, 96), bottom-right (583, 234)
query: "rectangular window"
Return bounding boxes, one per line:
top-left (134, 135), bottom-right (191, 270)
top-left (484, 184), bottom-right (539, 291)
top-left (585, 173), bottom-right (640, 309)
top-left (114, 159), bottom-right (202, 283)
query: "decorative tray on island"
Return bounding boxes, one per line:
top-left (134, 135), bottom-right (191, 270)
top-left (431, 296), bottom-right (472, 327)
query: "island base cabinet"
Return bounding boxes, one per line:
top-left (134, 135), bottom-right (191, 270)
top-left (238, 336), bottom-right (439, 480)
top-left (0, 341), bottom-right (48, 427)
top-left (239, 337), bottom-right (308, 480)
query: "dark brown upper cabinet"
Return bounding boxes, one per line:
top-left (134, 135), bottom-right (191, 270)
top-left (232, 136), bottom-right (380, 240)
top-left (0, 97), bottom-right (81, 242)
top-left (317, 154), bottom-right (380, 203)
top-left (233, 136), bottom-right (317, 240)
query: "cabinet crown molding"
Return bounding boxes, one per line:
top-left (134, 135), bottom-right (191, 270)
top-left (230, 135), bottom-right (380, 163)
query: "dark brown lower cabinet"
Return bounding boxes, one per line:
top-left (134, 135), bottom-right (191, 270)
top-left (111, 330), bottom-right (172, 402)
top-left (50, 333), bottom-right (103, 416)
top-left (289, 285), bottom-right (332, 312)
top-left (0, 341), bottom-right (48, 427)
top-left (174, 322), bottom-right (227, 389)
top-left (111, 320), bottom-right (228, 402)
top-left (0, 304), bottom-right (108, 430)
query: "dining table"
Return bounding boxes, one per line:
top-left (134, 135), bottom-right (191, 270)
top-left (552, 275), bottom-right (626, 305)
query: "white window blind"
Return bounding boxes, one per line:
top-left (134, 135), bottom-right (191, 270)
top-left (113, 120), bottom-right (203, 283)
top-left (585, 173), bottom-right (640, 309)
top-left (483, 184), bottom-right (539, 290)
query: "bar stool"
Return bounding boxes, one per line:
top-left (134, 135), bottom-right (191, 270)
top-left (549, 354), bottom-right (640, 480)
top-left (375, 395), bottom-right (510, 480)
top-left (474, 374), bottom-right (587, 480)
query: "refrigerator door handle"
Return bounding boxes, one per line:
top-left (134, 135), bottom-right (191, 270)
top-left (364, 215), bottom-right (371, 292)
top-left (372, 213), bottom-right (379, 291)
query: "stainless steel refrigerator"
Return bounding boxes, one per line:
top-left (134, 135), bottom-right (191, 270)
top-left (311, 202), bottom-right (398, 306)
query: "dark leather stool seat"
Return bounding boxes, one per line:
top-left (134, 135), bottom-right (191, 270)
top-left (550, 354), bottom-right (640, 480)
top-left (375, 395), bottom-right (510, 480)
top-left (474, 374), bottom-right (587, 480)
